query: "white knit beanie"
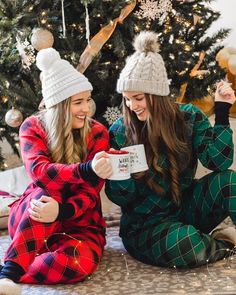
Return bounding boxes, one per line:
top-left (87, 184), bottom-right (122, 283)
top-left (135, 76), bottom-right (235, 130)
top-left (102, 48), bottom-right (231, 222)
top-left (36, 48), bottom-right (93, 109)
top-left (117, 31), bottom-right (170, 96)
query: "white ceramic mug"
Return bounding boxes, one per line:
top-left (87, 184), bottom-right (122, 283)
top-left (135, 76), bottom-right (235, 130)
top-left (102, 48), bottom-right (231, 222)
top-left (107, 150), bottom-right (130, 180)
top-left (121, 144), bottom-right (148, 173)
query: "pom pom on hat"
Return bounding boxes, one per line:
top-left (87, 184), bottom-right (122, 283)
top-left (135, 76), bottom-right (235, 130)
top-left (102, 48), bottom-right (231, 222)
top-left (133, 31), bottom-right (160, 54)
top-left (117, 31), bottom-right (170, 96)
top-left (36, 48), bottom-right (60, 71)
top-left (36, 48), bottom-right (93, 109)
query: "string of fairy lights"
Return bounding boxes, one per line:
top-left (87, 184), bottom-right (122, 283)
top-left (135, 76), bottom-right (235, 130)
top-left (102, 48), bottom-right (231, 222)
top-left (1, 229), bottom-right (236, 291)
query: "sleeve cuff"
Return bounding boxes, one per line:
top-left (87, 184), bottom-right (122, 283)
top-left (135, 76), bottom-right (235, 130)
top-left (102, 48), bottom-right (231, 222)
top-left (57, 203), bottom-right (75, 220)
top-left (214, 101), bottom-right (231, 125)
top-left (79, 160), bottom-right (99, 181)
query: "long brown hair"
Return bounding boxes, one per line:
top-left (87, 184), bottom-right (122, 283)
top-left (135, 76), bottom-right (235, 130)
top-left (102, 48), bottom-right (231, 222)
top-left (123, 94), bottom-right (191, 204)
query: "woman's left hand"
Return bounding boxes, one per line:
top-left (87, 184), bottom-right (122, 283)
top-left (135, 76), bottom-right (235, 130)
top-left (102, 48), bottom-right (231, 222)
top-left (28, 195), bottom-right (59, 223)
top-left (215, 81), bottom-right (236, 105)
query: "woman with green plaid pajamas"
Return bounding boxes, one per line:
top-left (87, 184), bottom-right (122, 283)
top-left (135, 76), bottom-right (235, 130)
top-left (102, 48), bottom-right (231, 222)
top-left (105, 31), bottom-right (236, 268)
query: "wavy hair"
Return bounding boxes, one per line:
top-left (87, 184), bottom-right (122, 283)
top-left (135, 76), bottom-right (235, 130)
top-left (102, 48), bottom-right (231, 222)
top-left (37, 98), bottom-right (90, 164)
top-left (123, 94), bottom-right (191, 204)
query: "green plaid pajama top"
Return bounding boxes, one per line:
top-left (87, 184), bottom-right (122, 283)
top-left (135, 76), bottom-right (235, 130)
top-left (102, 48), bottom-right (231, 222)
top-left (105, 103), bottom-right (236, 268)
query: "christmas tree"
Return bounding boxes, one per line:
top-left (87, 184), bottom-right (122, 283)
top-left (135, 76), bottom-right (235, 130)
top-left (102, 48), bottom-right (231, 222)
top-left (0, 0), bottom-right (230, 170)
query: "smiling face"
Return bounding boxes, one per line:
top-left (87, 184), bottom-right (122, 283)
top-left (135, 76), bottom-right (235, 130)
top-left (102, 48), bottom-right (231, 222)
top-left (70, 90), bottom-right (91, 129)
top-left (123, 91), bottom-right (148, 121)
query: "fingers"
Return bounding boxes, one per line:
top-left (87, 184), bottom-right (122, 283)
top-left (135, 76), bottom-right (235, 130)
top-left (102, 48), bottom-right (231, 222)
top-left (28, 207), bottom-right (42, 221)
top-left (215, 80), bottom-right (236, 104)
top-left (94, 157), bottom-right (113, 179)
top-left (92, 151), bottom-right (113, 178)
top-left (31, 199), bottom-right (41, 210)
top-left (94, 151), bottom-right (110, 160)
top-left (29, 199), bottom-right (42, 219)
top-left (218, 84), bottom-right (233, 95)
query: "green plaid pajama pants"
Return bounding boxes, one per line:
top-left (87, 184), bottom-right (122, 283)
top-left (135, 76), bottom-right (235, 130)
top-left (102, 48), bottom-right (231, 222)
top-left (122, 170), bottom-right (236, 268)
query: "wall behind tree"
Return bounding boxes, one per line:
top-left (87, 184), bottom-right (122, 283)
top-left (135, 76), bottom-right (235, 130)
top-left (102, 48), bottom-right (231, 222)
top-left (208, 0), bottom-right (236, 45)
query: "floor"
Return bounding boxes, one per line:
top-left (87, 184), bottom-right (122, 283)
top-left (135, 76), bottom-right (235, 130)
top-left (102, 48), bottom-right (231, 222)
top-left (1, 221), bottom-right (236, 295)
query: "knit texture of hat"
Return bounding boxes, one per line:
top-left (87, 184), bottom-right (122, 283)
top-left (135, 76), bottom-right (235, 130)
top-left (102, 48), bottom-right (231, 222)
top-left (117, 31), bottom-right (170, 96)
top-left (36, 48), bottom-right (93, 109)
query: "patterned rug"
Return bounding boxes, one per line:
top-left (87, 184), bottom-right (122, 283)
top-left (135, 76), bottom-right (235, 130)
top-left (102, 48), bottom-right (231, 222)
top-left (1, 219), bottom-right (236, 294)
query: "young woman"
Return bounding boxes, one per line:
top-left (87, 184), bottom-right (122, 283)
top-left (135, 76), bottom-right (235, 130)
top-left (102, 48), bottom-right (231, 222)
top-left (105, 31), bottom-right (236, 269)
top-left (0, 48), bottom-right (112, 295)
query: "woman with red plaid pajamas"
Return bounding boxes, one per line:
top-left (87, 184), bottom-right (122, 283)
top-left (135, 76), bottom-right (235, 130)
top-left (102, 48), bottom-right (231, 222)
top-left (105, 31), bottom-right (236, 269)
top-left (0, 48), bottom-right (112, 295)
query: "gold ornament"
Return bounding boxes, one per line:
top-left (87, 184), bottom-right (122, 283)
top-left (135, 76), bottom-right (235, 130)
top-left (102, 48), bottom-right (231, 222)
top-left (5, 108), bottom-right (23, 128)
top-left (88, 99), bottom-right (96, 117)
top-left (216, 47), bottom-right (236, 117)
top-left (228, 56), bottom-right (236, 75)
top-left (31, 28), bottom-right (54, 51)
top-left (216, 47), bottom-right (230, 69)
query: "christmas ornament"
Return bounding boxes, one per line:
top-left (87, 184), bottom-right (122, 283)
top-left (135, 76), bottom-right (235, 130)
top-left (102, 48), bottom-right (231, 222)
top-left (226, 71), bottom-right (236, 117)
top-left (136, 0), bottom-right (172, 24)
top-left (216, 47), bottom-right (231, 69)
top-left (228, 56), bottom-right (236, 75)
top-left (31, 28), bottom-right (54, 51)
top-left (103, 106), bottom-right (122, 125)
top-left (88, 99), bottom-right (96, 117)
top-left (5, 108), bottom-right (23, 128)
top-left (216, 47), bottom-right (236, 74)
top-left (16, 35), bottom-right (35, 69)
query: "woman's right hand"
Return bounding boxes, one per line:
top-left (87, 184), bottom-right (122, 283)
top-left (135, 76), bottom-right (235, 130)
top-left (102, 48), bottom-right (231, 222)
top-left (91, 151), bottom-right (113, 179)
top-left (215, 80), bottom-right (236, 105)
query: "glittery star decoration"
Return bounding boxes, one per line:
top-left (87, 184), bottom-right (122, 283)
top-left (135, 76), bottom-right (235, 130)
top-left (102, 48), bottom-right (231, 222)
top-left (136, 0), bottom-right (173, 24)
top-left (103, 106), bottom-right (122, 125)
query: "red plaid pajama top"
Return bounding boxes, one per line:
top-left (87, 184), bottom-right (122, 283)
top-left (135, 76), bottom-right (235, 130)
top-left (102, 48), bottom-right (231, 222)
top-left (4, 116), bottom-right (109, 284)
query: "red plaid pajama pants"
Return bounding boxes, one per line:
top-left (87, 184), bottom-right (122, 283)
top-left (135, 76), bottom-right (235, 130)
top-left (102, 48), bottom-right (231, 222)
top-left (5, 191), bottom-right (105, 284)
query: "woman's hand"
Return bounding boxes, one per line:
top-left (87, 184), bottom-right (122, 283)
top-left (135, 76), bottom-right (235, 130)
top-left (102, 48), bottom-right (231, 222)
top-left (215, 81), bottom-right (236, 105)
top-left (28, 195), bottom-right (59, 223)
top-left (91, 151), bottom-right (113, 179)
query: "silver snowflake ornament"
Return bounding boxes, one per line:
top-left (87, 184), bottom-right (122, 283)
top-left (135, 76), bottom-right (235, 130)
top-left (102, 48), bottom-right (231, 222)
top-left (136, 0), bottom-right (172, 24)
top-left (103, 106), bottom-right (122, 125)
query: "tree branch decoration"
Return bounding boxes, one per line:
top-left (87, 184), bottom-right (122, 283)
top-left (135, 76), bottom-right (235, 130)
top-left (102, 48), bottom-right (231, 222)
top-left (77, 0), bottom-right (137, 73)
top-left (177, 51), bottom-right (208, 102)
